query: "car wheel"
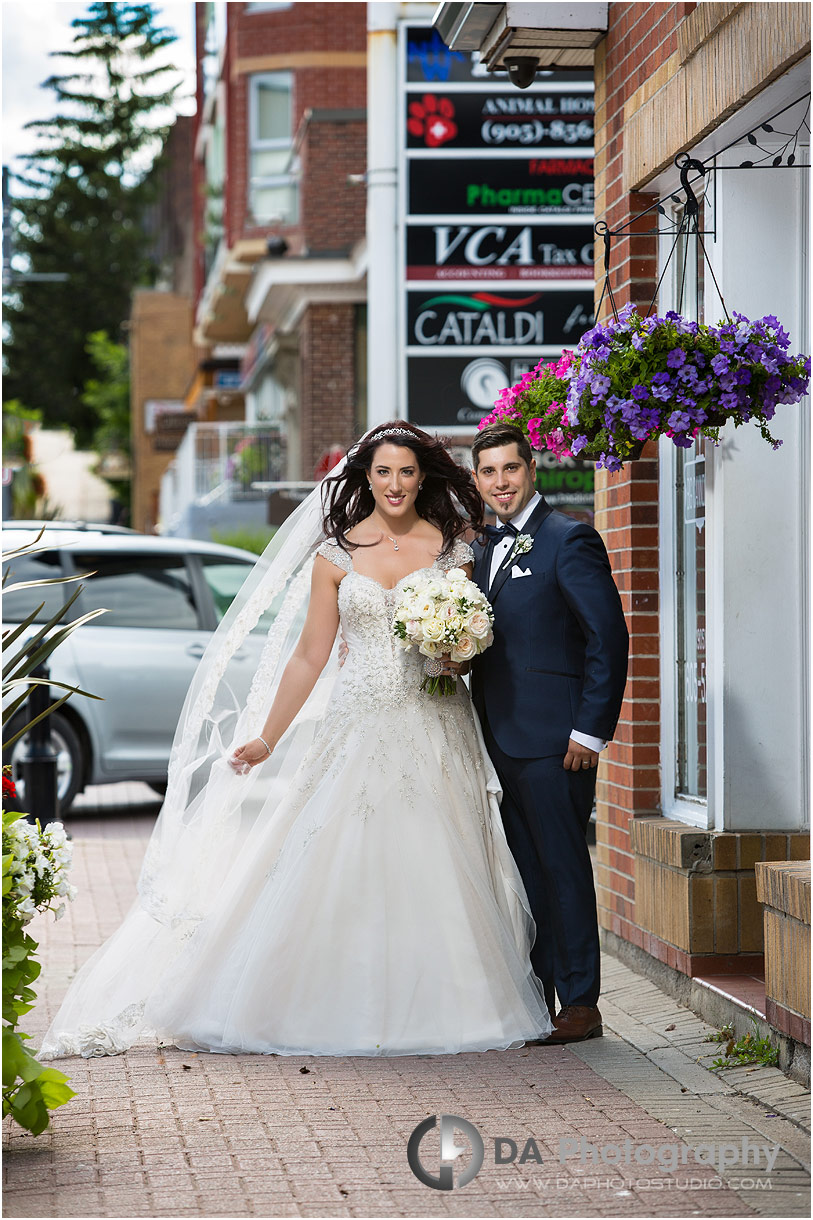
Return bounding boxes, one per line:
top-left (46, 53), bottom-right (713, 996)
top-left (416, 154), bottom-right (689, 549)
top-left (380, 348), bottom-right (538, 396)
top-left (5, 711), bottom-right (86, 816)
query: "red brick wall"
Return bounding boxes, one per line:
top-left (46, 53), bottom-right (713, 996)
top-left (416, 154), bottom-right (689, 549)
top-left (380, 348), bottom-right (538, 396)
top-left (300, 116), bottom-right (367, 255)
top-left (225, 2), bottom-right (366, 246)
top-left (593, 3), bottom-right (695, 948)
top-left (299, 303), bottom-right (358, 479)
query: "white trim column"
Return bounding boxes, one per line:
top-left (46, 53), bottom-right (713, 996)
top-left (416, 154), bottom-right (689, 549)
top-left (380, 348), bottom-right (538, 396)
top-left (366, 3), bottom-right (400, 425)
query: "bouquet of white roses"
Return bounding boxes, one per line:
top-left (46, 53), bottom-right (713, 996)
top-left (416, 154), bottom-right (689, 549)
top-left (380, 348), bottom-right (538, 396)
top-left (391, 567), bottom-right (494, 696)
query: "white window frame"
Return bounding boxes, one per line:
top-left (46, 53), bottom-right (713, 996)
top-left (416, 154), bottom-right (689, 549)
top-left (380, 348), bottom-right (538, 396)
top-left (248, 71), bottom-right (297, 226)
top-left (658, 200), bottom-right (710, 829)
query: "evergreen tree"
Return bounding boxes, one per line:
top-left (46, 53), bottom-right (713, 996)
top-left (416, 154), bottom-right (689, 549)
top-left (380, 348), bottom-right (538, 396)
top-left (3, 3), bottom-right (182, 445)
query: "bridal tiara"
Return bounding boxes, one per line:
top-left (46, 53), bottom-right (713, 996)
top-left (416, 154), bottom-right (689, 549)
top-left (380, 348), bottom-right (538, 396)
top-left (373, 427), bottom-right (415, 441)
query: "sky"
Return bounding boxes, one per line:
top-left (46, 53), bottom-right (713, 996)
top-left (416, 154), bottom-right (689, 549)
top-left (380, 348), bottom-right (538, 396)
top-left (2, 1), bottom-right (197, 176)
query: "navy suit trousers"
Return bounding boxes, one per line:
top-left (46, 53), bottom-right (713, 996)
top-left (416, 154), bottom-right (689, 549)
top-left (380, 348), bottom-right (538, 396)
top-left (483, 718), bottom-right (601, 1011)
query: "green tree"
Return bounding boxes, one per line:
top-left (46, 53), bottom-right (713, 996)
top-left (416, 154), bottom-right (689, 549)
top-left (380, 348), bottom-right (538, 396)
top-left (3, 3), bottom-right (181, 445)
top-left (81, 330), bottom-right (131, 511)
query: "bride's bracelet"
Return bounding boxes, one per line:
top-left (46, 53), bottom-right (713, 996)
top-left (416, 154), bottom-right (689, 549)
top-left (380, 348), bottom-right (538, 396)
top-left (257, 736), bottom-right (272, 756)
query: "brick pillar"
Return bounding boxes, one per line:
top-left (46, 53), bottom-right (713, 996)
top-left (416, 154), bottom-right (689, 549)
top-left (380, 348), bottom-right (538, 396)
top-left (299, 302), bottom-right (358, 479)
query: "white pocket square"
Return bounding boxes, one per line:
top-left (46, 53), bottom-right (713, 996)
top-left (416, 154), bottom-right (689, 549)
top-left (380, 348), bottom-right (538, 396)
top-left (511, 566), bottom-right (532, 578)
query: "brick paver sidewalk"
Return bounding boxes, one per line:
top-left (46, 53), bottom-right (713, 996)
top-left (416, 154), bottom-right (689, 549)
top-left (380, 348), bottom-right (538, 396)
top-left (3, 797), bottom-right (810, 1218)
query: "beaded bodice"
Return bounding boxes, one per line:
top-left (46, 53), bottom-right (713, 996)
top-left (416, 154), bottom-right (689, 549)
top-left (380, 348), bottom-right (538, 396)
top-left (316, 538), bottom-right (474, 714)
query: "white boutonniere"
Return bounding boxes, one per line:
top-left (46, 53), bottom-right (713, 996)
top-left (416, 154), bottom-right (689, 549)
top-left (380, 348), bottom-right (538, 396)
top-left (510, 533), bottom-right (534, 561)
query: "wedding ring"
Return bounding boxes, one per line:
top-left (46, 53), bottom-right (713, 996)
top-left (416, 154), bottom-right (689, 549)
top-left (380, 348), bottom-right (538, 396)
top-left (423, 657), bottom-right (444, 677)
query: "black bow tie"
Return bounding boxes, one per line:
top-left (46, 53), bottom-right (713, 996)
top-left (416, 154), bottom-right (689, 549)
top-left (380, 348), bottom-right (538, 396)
top-left (484, 521), bottom-right (519, 542)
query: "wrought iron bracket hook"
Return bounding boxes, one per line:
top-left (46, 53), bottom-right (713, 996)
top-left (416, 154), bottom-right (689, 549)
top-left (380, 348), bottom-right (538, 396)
top-left (593, 220), bottom-right (619, 322)
top-left (675, 153), bottom-right (706, 224)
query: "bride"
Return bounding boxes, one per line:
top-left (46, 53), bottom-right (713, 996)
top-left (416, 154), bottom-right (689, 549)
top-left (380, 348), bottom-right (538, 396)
top-left (41, 422), bottom-right (552, 1058)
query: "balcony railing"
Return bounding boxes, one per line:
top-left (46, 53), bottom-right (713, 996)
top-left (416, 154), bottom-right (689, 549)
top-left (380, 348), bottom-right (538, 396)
top-left (159, 422), bottom-right (286, 534)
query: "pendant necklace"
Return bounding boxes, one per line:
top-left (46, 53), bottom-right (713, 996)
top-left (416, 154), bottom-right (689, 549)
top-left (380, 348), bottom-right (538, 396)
top-left (385, 534), bottom-right (400, 551)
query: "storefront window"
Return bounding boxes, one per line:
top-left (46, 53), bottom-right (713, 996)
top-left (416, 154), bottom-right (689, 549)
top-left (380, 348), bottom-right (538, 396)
top-left (674, 442), bottom-right (707, 797)
top-left (660, 200), bottom-right (709, 819)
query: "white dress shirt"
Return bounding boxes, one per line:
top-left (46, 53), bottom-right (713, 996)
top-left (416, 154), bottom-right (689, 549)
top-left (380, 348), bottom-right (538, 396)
top-left (487, 491), bottom-right (606, 755)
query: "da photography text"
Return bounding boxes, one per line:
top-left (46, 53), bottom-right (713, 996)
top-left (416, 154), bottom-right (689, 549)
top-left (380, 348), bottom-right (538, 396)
top-left (406, 1115), bottom-right (780, 1190)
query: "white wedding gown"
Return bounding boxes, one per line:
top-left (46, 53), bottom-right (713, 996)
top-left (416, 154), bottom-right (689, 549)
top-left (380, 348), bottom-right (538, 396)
top-left (42, 539), bottom-right (551, 1058)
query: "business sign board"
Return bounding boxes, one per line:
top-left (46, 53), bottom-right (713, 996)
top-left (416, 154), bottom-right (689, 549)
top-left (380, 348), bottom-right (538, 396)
top-left (408, 157), bottom-right (594, 216)
top-left (405, 222), bottom-right (594, 281)
top-left (405, 90), bottom-right (593, 152)
top-left (404, 24), bottom-right (593, 87)
top-left (406, 289), bottom-right (594, 349)
top-left (399, 22), bottom-right (596, 516)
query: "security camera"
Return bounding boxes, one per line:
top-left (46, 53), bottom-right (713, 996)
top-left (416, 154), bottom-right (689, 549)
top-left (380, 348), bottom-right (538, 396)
top-left (505, 57), bottom-right (539, 90)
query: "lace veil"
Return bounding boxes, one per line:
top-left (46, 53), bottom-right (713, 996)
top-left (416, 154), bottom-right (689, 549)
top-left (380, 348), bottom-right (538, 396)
top-left (40, 456), bottom-right (348, 1056)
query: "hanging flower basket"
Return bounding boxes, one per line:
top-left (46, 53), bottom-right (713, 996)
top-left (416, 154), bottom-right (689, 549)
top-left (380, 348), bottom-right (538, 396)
top-left (478, 304), bottom-right (810, 472)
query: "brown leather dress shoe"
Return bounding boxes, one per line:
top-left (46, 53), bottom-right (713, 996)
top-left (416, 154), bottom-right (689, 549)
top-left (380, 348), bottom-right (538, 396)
top-left (543, 1005), bottom-right (603, 1044)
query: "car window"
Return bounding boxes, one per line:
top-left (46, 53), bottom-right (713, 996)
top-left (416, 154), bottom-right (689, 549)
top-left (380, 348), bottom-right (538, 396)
top-left (1, 550), bottom-right (70, 624)
top-left (72, 552), bottom-right (200, 629)
top-left (198, 556), bottom-right (278, 633)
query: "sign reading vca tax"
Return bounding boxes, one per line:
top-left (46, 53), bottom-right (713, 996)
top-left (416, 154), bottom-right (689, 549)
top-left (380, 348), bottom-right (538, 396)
top-left (406, 91), bottom-right (594, 152)
top-left (406, 290), bottom-right (594, 348)
top-left (408, 158), bottom-right (594, 215)
top-left (406, 223), bottom-right (595, 281)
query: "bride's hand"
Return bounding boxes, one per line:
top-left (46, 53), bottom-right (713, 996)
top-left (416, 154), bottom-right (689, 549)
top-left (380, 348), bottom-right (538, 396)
top-left (439, 657), bottom-right (469, 678)
top-left (229, 738), bottom-right (272, 774)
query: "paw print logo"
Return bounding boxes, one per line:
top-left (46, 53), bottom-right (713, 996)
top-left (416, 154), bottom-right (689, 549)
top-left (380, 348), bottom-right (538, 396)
top-left (407, 94), bottom-right (458, 148)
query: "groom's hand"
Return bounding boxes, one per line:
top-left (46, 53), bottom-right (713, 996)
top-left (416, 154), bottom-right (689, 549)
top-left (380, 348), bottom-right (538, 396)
top-left (563, 738), bottom-right (600, 771)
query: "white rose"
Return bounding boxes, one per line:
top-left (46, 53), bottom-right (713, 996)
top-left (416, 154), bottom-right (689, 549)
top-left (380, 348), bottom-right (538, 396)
top-left (451, 635), bottom-right (476, 662)
top-left (445, 567), bottom-right (467, 584)
top-left (466, 611), bottom-right (491, 640)
top-left (422, 618), bottom-right (445, 642)
top-left (419, 641), bottom-right (440, 658)
top-left (445, 615), bottom-right (463, 636)
top-left (417, 599), bottom-right (435, 619)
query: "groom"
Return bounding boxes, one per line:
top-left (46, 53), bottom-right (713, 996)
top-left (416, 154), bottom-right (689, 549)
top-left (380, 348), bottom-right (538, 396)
top-left (470, 422), bottom-right (628, 1044)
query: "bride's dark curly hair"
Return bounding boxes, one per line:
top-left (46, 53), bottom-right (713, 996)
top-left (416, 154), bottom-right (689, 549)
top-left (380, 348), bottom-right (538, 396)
top-left (322, 421), bottom-right (484, 553)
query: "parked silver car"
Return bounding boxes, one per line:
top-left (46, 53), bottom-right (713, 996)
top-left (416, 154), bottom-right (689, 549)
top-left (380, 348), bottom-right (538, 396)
top-left (2, 526), bottom-right (266, 812)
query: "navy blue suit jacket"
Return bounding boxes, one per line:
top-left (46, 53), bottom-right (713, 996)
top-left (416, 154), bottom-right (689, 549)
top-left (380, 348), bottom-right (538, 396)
top-left (471, 496), bottom-right (629, 759)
